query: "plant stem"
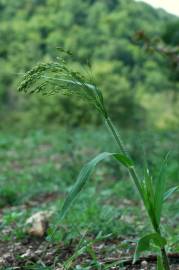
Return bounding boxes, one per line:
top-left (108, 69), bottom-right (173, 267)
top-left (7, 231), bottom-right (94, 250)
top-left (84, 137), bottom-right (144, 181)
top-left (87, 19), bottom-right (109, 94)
top-left (104, 116), bottom-right (170, 270)
top-left (161, 247), bottom-right (170, 270)
top-left (155, 227), bottom-right (170, 270)
top-left (104, 117), bottom-right (127, 156)
top-left (104, 117), bottom-right (144, 198)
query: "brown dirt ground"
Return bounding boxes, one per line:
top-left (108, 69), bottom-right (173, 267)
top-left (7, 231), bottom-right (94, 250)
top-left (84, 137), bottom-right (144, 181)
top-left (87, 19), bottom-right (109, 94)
top-left (0, 192), bottom-right (179, 269)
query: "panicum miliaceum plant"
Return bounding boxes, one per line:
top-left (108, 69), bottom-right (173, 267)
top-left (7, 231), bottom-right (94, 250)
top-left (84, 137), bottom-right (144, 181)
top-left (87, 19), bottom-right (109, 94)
top-left (19, 53), bottom-right (179, 270)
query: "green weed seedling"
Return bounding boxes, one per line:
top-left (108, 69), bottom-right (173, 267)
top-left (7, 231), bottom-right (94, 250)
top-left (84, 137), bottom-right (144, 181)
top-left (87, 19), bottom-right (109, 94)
top-left (19, 54), bottom-right (179, 270)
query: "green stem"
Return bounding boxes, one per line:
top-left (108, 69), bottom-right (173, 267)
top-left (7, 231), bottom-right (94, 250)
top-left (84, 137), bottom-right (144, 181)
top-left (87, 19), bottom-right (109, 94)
top-left (105, 117), bottom-right (144, 199)
top-left (104, 117), bottom-right (127, 156)
top-left (104, 116), bottom-right (170, 270)
top-left (161, 247), bottom-right (170, 270)
top-left (156, 228), bottom-right (170, 270)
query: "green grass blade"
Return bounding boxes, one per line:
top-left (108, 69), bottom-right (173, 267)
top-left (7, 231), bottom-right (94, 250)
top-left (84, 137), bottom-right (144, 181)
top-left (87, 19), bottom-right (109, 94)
top-left (133, 233), bottom-right (167, 263)
top-left (141, 167), bottom-right (159, 230)
top-left (59, 152), bottom-right (131, 221)
top-left (114, 154), bottom-right (134, 168)
top-left (154, 157), bottom-right (168, 225)
top-left (164, 185), bottom-right (179, 201)
top-left (144, 168), bottom-right (155, 200)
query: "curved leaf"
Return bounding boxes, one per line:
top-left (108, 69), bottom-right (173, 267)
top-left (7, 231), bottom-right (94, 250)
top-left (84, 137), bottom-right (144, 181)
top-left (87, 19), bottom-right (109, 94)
top-left (164, 186), bottom-right (179, 201)
top-left (133, 233), bottom-right (167, 263)
top-left (154, 156), bottom-right (168, 225)
top-left (114, 154), bottom-right (133, 168)
top-left (59, 152), bottom-right (131, 221)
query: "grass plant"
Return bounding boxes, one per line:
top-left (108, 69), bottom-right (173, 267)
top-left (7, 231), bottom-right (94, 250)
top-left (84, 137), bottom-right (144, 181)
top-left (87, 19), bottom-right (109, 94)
top-left (18, 54), bottom-right (179, 269)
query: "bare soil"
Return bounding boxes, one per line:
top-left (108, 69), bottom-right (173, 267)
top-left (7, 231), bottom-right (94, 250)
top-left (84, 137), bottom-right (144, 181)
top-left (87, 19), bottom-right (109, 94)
top-left (0, 238), bottom-right (179, 269)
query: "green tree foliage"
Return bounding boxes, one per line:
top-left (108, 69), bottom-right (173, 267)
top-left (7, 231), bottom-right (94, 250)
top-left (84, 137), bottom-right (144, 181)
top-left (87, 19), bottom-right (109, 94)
top-left (0, 0), bottom-right (177, 128)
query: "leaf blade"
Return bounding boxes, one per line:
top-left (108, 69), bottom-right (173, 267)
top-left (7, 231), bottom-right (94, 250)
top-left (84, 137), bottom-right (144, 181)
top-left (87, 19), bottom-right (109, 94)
top-left (114, 153), bottom-right (134, 168)
top-left (59, 152), bottom-right (131, 221)
top-left (154, 156), bottom-right (168, 225)
top-left (133, 233), bottom-right (167, 263)
top-left (164, 186), bottom-right (179, 201)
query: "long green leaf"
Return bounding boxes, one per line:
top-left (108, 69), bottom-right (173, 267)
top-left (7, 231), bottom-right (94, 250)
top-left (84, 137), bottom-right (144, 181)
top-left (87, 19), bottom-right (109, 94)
top-left (141, 167), bottom-right (159, 231)
top-left (133, 233), bottom-right (167, 263)
top-left (164, 185), bottom-right (179, 201)
top-left (154, 157), bottom-right (168, 225)
top-left (114, 153), bottom-right (134, 168)
top-left (59, 152), bottom-right (132, 221)
top-left (144, 168), bottom-right (155, 201)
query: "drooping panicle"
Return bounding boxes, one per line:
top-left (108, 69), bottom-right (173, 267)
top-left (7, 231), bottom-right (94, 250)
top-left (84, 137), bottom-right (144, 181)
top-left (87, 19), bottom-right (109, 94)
top-left (18, 59), bottom-right (107, 117)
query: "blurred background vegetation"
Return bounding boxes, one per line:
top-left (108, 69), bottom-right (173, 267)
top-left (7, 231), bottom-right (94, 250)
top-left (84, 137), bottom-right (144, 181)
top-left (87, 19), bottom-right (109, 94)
top-left (1, 0), bottom-right (179, 130)
top-left (0, 2), bottom-right (179, 267)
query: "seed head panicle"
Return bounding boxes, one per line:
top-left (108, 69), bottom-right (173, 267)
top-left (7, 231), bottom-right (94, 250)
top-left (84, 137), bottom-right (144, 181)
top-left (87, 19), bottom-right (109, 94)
top-left (18, 59), bottom-right (107, 117)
